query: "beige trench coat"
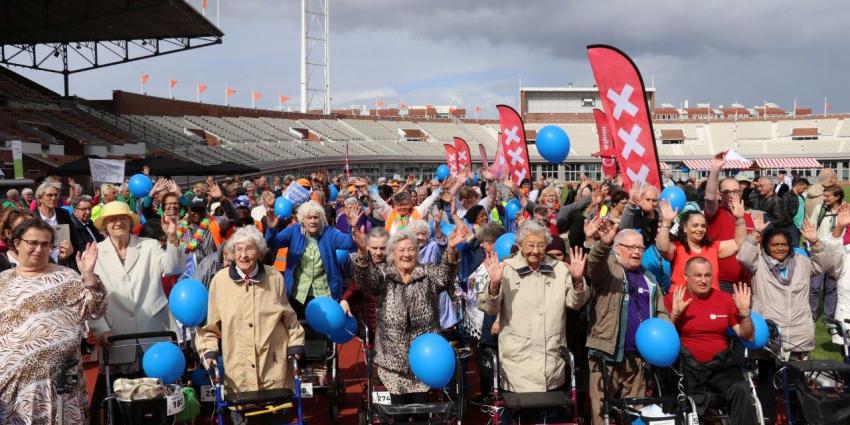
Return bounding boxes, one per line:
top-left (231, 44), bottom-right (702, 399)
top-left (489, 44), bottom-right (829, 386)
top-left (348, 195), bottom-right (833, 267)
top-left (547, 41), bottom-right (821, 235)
top-left (196, 265), bottom-right (305, 395)
top-left (477, 254), bottom-right (589, 392)
top-left (89, 235), bottom-right (187, 364)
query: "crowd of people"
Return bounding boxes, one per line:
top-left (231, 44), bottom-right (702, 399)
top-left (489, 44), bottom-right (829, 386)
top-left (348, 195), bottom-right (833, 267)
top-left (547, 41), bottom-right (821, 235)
top-left (0, 151), bottom-right (848, 424)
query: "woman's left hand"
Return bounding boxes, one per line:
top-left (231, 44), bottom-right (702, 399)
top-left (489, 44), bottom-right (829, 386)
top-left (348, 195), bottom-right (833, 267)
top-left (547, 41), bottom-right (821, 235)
top-left (76, 242), bottom-right (98, 283)
top-left (567, 246), bottom-right (586, 283)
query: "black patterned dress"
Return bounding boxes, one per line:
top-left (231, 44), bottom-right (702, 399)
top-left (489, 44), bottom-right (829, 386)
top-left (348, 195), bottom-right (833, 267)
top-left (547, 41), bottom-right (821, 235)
top-left (353, 250), bottom-right (458, 394)
top-left (0, 265), bottom-right (107, 425)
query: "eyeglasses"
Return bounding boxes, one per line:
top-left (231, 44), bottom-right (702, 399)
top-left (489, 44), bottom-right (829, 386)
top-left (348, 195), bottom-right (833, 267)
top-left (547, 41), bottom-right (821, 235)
top-left (522, 243), bottom-right (547, 251)
top-left (720, 189), bottom-right (742, 195)
top-left (234, 246), bottom-right (258, 255)
top-left (17, 239), bottom-right (52, 250)
top-left (616, 244), bottom-right (645, 253)
top-left (43, 193), bottom-right (59, 198)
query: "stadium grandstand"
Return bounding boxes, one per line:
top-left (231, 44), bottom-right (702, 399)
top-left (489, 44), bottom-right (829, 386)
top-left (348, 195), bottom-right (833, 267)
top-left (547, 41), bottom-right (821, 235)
top-left (3, 69), bottom-right (850, 184)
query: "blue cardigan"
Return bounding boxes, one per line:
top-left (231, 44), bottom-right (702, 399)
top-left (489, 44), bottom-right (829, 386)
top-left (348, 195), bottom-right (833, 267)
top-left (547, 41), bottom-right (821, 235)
top-left (265, 224), bottom-right (353, 300)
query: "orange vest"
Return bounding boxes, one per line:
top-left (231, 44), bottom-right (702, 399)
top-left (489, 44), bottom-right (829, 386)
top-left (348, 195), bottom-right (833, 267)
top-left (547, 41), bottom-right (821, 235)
top-left (385, 209), bottom-right (421, 234)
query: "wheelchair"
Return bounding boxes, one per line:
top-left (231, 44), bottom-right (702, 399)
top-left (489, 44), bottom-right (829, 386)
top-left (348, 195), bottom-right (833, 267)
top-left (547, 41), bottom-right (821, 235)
top-left (297, 319), bottom-right (345, 421)
top-left (593, 344), bottom-right (764, 425)
top-left (484, 345), bottom-right (580, 425)
top-left (357, 325), bottom-right (472, 425)
top-left (208, 356), bottom-right (304, 425)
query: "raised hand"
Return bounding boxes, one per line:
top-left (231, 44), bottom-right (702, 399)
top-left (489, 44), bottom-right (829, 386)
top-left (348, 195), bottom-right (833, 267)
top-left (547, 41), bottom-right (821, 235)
top-left (659, 200), bottom-right (677, 223)
top-left (484, 250), bottom-right (504, 294)
top-left (76, 242), bottom-right (99, 284)
top-left (752, 211), bottom-right (770, 233)
top-left (447, 224), bottom-right (468, 249)
top-left (836, 204), bottom-right (850, 229)
top-left (162, 215), bottom-right (178, 240)
top-left (566, 246), bottom-right (586, 283)
top-left (345, 204), bottom-right (363, 228)
top-left (58, 240), bottom-right (73, 261)
top-left (711, 150), bottom-right (728, 170)
top-left (207, 182), bottom-right (223, 199)
top-left (583, 215), bottom-right (603, 240)
top-left (629, 186), bottom-right (642, 206)
top-left (730, 198), bottom-right (745, 219)
top-left (732, 282), bottom-right (751, 315)
top-left (801, 219), bottom-right (818, 243)
top-left (265, 208), bottom-right (280, 229)
top-left (670, 286), bottom-right (693, 322)
top-left (599, 220), bottom-right (619, 245)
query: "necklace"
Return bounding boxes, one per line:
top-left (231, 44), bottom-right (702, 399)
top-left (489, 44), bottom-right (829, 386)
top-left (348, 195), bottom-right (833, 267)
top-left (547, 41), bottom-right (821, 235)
top-left (176, 218), bottom-right (210, 253)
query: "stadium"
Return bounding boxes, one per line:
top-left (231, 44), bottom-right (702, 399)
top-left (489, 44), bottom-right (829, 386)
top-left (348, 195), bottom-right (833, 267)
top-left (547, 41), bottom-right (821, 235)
top-left (3, 1), bottom-right (850, 425)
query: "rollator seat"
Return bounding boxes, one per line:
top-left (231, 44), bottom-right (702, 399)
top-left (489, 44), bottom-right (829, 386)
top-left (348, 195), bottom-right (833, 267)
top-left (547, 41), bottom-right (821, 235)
top-left (372, 401), bottom-right (454, 416)
top-left (501, 391), bottom-right (572, 410)
top-left (788, 360), bottom-right (850, 373)
top-left (224, 388), bottom-right (294, 405)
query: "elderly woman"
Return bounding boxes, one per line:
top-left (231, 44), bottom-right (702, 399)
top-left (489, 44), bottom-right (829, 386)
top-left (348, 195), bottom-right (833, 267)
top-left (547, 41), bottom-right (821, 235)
top-left (0, 219), bottom-right (106, 424)
top-left (477, 221), bottom-right (588, 414)
top-left (351, 219), bottom-right (467, 405)
top-left (265, 201), bottom-right (355, 316)
top-left (738, 213), bottom-right (842, 424)
top-left (197, 227), bottom-right (305, 425)
top-left (88, 201), bottom-right (187, 421)
top-left (657, 200), bottom-right (746, 292)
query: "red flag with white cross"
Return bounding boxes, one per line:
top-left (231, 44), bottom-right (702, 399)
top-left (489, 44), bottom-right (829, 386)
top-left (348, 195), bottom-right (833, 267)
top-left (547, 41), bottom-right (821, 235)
top-left (496, 105), bottom-right (532, 184)
top-left (478, 144), bottom-right (490, 170)
top-left (587, 45), bottom-right (661, 191)
top-left (443, 144), bottom-right (459, 175)
top-left (453, 137), bottom-right (472, 171)
top-left (592, 108), bottom-right (618, 179)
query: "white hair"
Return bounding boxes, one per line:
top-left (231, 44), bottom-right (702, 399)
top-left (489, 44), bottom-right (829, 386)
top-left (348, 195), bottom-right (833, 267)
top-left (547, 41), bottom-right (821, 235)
top-left (223, 226), bottom-right (268, 256)
top-left (515, 220), bottom-right (552, 245)
top-left (386, 229), bottom-right (419, 266)
top-left (613, 228), bottom-right (643, 246)
top-left (296, 201), bottom-right (328, 230)
top-left (100, 183), bottom-right (117, 195)
top-left (408, 219), bottom-right (431, 236)
top-left (35, 181), bottom-right (60, 199)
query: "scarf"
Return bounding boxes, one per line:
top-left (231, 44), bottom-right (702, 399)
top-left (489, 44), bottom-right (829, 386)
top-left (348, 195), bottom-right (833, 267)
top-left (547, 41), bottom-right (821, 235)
top-left (764, 250), bottom-right (796, 286)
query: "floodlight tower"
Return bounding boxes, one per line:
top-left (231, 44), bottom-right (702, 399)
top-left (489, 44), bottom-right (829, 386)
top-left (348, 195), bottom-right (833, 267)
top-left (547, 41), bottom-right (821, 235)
top-left (300, 0), bottom-right (330, 114)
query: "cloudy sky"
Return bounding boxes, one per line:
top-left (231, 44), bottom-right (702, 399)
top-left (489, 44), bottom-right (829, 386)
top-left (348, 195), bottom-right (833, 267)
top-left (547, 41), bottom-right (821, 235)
top-left (11, 0), bottom-right (850, 116)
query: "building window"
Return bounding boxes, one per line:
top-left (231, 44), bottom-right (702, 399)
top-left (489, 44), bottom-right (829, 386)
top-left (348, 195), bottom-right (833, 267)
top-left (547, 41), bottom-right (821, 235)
top-left (582, 98), bottom-right (595, 107)
top-left (541, 164), bottom-right (558, 180)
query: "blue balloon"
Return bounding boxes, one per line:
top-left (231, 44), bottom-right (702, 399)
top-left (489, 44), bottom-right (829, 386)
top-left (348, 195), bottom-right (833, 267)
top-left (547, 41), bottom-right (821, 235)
top-left (128, 174), bottom-right (153, 198)
top-left (335, 249), bottom-right (350, 265)
top-left (636, 318), bottom-right (680, 367)
top-left (328, 315), bottom-right (358, 344)
top-left (467, 173), bottom-right (479, 186)
top-left (409, 333), bottom-right (456, 388)
top-left (740, 312), bottom-right (769, 350)
top-left (305, 296), bottom-right (345, 334)
top-left (328, 184), bottom-right (339, 202)
top-left (494, 232), bottom-right (516, 261)
top-left (189, 367), bottom-right (210, 387)
top-left (660, 186), bottom-right (687, 212)
top-left (169, 278), bottom-right (209, 327)
top-left (535, 125), bottom-right (571, 164)
top-left (793, 247), bottom-right (809, 257)
top-left (143, 342), bottom-right (186, 384)
top-left (273, 197), bottom-right (294, 219)
top-left (440, 222), bottom-right (455, 236)
top-left (504, 198), bottom-right (522, 220)
top-left (435, 165), bottom-right (451, 182)
top-left (61, 205), bottom-right (74, 215)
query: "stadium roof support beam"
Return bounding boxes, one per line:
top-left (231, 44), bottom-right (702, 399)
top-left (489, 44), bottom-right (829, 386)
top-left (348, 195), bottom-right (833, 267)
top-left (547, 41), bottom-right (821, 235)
top-left (1, 37), bottom-right (221, 96)
top-left (300, 0), bottom-right (330, 114)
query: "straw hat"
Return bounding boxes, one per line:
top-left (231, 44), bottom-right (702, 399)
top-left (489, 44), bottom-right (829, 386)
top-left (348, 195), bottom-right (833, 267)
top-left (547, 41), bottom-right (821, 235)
top-left (94, 201), bottom-right (141, 230)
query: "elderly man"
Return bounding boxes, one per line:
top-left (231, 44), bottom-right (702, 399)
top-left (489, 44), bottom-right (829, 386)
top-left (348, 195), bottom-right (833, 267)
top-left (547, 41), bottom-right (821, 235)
top-left (806, 168), bottom-right (838, 219)
top-left (585, 221), bottom-right (670, 425)
top-left (91, 183), bottom-right (118, 223)
top-left (705, 151), bottom-right (755, 293)
top-left (750, 176), bottom-right (790, 230)
top-left (2, 189), bottom-right (23, 209)
top-left (69, 195), bottom-right (103, 256)
top-left (664, 257), bottom-right (757, 425)
top-left (478, 221), bottom-right (588, 422)
top-left (620, 185), bottom-right (660, 248)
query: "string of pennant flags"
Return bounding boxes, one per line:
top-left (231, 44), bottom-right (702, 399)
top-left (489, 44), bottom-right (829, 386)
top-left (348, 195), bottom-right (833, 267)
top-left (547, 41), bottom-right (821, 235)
top-left (138, 73), bottom-right (292, 109)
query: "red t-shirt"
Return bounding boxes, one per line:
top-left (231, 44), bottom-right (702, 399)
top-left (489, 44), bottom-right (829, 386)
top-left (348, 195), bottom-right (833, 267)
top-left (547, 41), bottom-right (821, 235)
top-left (664, 289), bottom-right (740, 363)
top-left (669, 241), bottom-right (721, 292)
top-left (706, 208), bottom-right (753, 284)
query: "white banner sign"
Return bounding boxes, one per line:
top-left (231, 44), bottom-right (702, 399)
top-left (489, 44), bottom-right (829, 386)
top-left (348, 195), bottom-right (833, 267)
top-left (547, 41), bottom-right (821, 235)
top-left (282, 182), bottom-right (312, 205)
top-left (89, 159), bottom-right (125, 183)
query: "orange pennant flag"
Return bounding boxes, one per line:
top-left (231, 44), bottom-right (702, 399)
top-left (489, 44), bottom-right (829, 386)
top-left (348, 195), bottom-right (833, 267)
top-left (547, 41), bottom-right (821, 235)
top-left (141, 74), bottom-right (150, 84)
top-left (279, 95), bottom-right (291, 103)
top-left (169, 79), bottom-right (178, 88)
top-left (226, 88), bottom-right (236, 97)
top-left (197, 83), bottom-right (207, 94)
top-left (475, 105), bottom-right (483, 113)
top-left (252, 91), bottom-right (262, 101)
top-left (201, 0), bottom-right (208, 9)
top-left (376, 99), bottom-right (385, 108)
